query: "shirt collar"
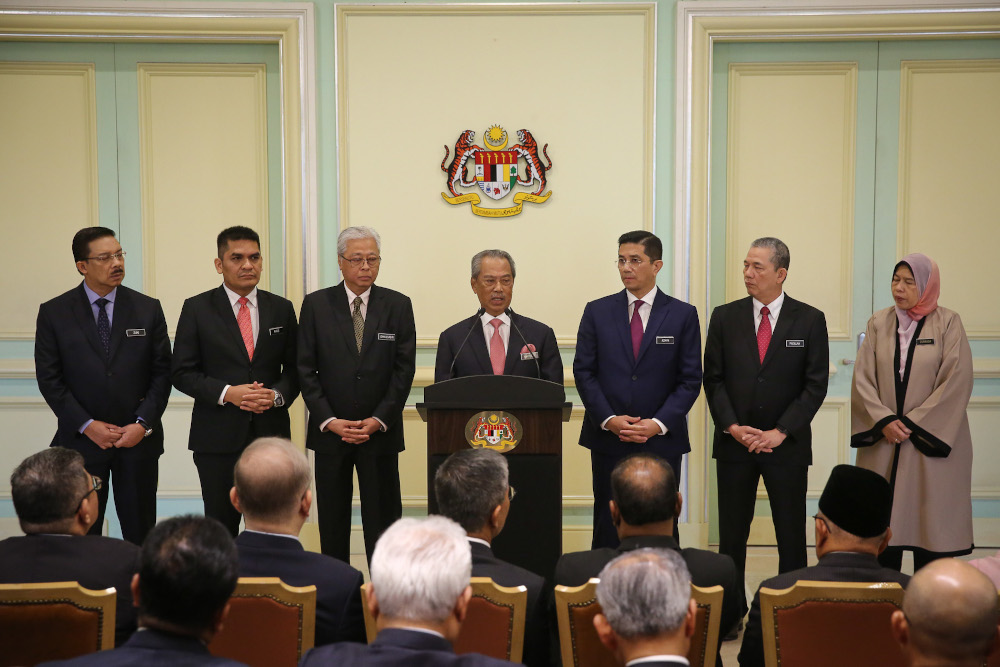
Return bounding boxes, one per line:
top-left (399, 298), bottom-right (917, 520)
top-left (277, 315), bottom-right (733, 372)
top-left (481, 311), bottom-right (511, 327)
top-left (83, 283), bottom-right (118, 305)
top-left (346, 285), bottom-right (372, 306)
top-left (627, 287), bottom-right (657, 307)
top-left (753, 290), bottom-right (785, 318)
top-left (223, 283), bottom-right (258, 307)
top-left (242, 528), bottom-right (301, 543)
top-left (627, 657), bottom-right (689, 666)
top-left (467, 537), bottom-right (491, 548)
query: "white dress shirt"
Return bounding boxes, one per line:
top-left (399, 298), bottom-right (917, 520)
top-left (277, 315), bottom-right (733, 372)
top-left (752, 291), bottom-right (784, 334)
top-left (480, 311), bottom-right (511, 356)
top-left (217, 284), bottom-right (260, 405)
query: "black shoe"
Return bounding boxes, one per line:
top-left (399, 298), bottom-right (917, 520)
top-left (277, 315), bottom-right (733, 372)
top-left (723, 619), bottom-right (743, 641)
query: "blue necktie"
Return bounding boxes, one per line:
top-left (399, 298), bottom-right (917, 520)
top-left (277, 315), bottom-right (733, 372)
top-left (96, 298), bottom-right (111, 356)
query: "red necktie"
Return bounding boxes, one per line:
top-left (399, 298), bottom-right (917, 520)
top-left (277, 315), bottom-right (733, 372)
top-left (489, 318), bottom-right (505, 375)
top-left (630, 300), bottom-right (644, 360)
top-left (237, 296), bottom-right (254, 360)
top-left (757, 305), bottom-right (771, 363)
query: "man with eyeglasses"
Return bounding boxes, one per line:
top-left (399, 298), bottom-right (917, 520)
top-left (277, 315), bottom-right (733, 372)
top-left (434, 249), bottom-right (562, 383)
top-left (0, 448), bottom-right (140, 646)
top-left (35, 226), bottom-right (171, 544)
top-left (298, 226), bottom-right (416, 564)
top-left (574, 231), bottom-right (702, 550)
top-left (171, 226), bottom-right (299, 536)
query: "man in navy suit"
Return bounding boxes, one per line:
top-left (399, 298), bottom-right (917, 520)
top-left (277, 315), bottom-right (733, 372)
top-left (172, 226), bottom-right (299, 536)
top-left (574, 231), bottom-right (702, 549)
top-left (35, 226), bottom-right (172, 544)
top-left (435, 249), bottom-right (562, 384)
top-left (300, 516), bottom-right (517, 667)
top-left (593, 548), bottom-right (697, 667)
top-left (229, 437), bottom-right (366, 645)
top-left (704, 237), bottom-right (829, 624)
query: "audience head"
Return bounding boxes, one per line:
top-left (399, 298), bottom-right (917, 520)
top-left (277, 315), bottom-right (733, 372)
top-left (231, 437), bottom-right (311, 531)
top-left (594, 548), bottom-right (695, 663)
top-left (815, 465), bottom-right (892, 556)
top-left (892, 558), bottom-right (1000, 666)
top-left (11, 448), bottom-right (98, 535)
top-left (135, 515), bottom-right (239, 641)
top-left (368, 516), bottom-right (472, 640)
top-left (433, 448), bottom-right (510, 540)
top-left (609, 453), bottom-right (681, 535)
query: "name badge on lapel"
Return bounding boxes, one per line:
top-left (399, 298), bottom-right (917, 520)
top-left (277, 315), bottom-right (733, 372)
top-left (378, 333), bottom-right (395, 341)
top-left (520, 343), bottom-right (539, 360)
top-left (125, 329), bottom-right (146, 337)
top-left (656, 336), bottom-right (675, 345)
top-left (916, 338), bottom-right (934, 345)
top-left (786, 340), bottom-right (805, 348)
top-left (269, 326), bottom-right (284, 335)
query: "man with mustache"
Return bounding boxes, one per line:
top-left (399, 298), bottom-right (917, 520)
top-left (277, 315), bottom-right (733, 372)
top-left (35, 226), bottom-right (172, 544)
top-left (172, 226), bottom-right (299, 536)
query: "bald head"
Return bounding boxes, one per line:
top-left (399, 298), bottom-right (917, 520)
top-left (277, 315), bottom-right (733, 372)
top-left (897, 559), bottom-right (1000, 664)
top-left (610, 453), bottom-right (678, 526)
top-left (232, 437), bottom-right (311, 524)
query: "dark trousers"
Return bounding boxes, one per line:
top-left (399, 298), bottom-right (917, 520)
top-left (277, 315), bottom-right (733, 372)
top-left (84, 451), bottom-right (158, 545)
top-left (314, 448), bottom-right (402, 564)
top-left (717, 459), bottom-right (808, 616)
top-left (193, 451), bottom-right (244, 537)
top-left (591, 450), bottom-right (682, 549)
top-left (879, 546), bottom-right (949, 572)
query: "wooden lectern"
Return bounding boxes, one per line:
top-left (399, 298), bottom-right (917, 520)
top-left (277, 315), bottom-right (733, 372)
top-left (417, 375), bottom-right (571, 581)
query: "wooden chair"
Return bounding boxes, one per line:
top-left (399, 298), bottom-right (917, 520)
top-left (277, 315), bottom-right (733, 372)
top-left (0, 581), bottom-right (116, 666)
top-left (760, 580), bottom-right (906, 667)
top-left (208, 577), bottom-right (316, 667)
top-left (554, 579), bottom-right (723, 667)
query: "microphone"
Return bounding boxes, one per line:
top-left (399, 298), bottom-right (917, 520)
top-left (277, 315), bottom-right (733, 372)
top-left (506, 308), bottom-right (541, 379)
top-left (447, 308), bottom-right (486, 379)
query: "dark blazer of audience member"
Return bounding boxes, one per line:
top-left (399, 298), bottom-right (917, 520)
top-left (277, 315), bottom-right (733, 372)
top-left (435, 249), bottom-right (562, 383)
top-left (34, 226), bottom-right (172, 544)
top-left (230, 437), bottom-right (365, 645)
top-left (39, 515), bottom-right (245, 666)
top-left (739, 465), bottom-right (910, 667)
top-left (434, 448), bottom-right (554, 667)
top-left (594, 549), bottom-right (698, 667)
top-left (555, 453), bottom-right (737, 665)
top-left (171, 225), bottom-right (299, 536)
top-left (299, 516), bottom-right (516, 667)
top-left (0, 448), bottom-right (139, 646)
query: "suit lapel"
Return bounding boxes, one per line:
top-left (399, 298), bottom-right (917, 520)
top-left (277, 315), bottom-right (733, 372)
top-left (107, 287), bottom-right (130, 362)
top-left (614, 290), bottom-right (635, 363)
top-left (255, 290), bottom-right (274, 361)
top-left (741, 298), bottom-right (762, 368)
top-left (470, 315), bottom-right (495, 374)
top-left (212, 286), bottom-right (251, 362)
top-left (503, 314), bottom-right (526, 374)
top-left (761, 295), bottom-right (797, 369)
top-left (327, 283), bottom-right (361, 359)
top-left (636, 289), bottom-right (670, 363)
top-left (73, 284), bottom-right (105, 359)
top-left (360, 286), bottom-right (383, 355)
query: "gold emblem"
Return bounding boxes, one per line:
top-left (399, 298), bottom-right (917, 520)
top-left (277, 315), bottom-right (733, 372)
top-left (465, 411), bottom-right (522, 453)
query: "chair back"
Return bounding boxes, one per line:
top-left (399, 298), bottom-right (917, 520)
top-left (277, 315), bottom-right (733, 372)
top-left (208, 577), bottom-right (316, 667)
top-left (760, 580), bottom-right (906, 667)
top-left (690, 584), bottom-right (724, 667)
top-left (0, 581), bottom-right (115, 667)
top-left (453, 577), bottom-right (528, 663)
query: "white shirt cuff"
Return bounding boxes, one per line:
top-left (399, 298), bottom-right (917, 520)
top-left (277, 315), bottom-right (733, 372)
top-left (652, 418), bottom-right (668, 436)
top-left (374, 416), bottom-right (387, 432)
top-left (600, 415), bottom-right (615, 431)
top-left (319, 417), bottom-right (335, 433)
top-left (218, 385), bottom-right (231, 406)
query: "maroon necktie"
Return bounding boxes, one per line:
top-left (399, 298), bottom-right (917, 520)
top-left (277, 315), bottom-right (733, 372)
top-left (757, 305), bottom-right (772, 363)
top-left (630, 300), bottom-right (644, 360)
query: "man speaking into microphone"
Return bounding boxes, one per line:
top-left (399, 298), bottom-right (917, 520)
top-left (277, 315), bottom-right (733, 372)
top-left (435, 249), bottom-right (562, 383)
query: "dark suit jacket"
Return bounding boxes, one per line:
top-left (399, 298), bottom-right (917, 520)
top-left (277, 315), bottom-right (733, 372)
top-left (554, 535), bottom-right (739, 655)
top-left (574, 289), bottom-right (702, 459)
top-left (35, 283), bottom-right (172, 460)
top-left (434, 312), bottom-right (562, 383)
top-left (37, 627), bottom-right (248, 666)
top-left (0, 534), bottom-right (140, 646)
top-left (298, 282), bottom-right (416, 455)
top-left (299, 627), bottom-right (517, 666)
top-left (704, 295), bottom-right (829, 465)
top-left (469, 541), bottom-right (553, 667)
top-left (234, 531), bottom-right (365, 645)
top-left (737, 552), bottom-right (910, 667)
top-left (171, 286), bottom-right (299, 453)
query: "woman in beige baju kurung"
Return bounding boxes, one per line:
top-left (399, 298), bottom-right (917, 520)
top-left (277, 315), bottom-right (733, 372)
top-left (851, 253), bottom-right (973, 571)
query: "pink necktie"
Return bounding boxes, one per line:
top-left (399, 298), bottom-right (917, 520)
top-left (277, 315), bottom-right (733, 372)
top-left (757, 306), bottom-right (771, 363)
top-left (630, 300), bottom-right (644, 360)
top-left (489, 318), bottom-right (505, 375)
top-left (237, 297), bottom-right (254, 360)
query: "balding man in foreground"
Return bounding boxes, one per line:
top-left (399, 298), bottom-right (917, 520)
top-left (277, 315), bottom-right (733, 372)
top-left (593, 548), bottom-right (695, 667)
top-left (230, 437), bottom-right (365, 645)
top-left (891, 558), bottom-right (1000, 666)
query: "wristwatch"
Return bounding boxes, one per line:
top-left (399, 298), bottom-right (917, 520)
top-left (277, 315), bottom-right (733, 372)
top-left (776, 425), bottom-right (789, 435)
top-left (273, 390), bottom-right (285, 408)
top-left (136, 418), bottom-right (154, 438)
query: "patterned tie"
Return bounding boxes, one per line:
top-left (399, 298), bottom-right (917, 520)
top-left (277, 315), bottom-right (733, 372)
top-left (630, 299), bottom-right (644, 360)
top-left (237, 297), bottom-right (254, 360)
top-left (95, 298), bottom-right (111, 356)
top-left (489, 318), bottom-right (505, 375)
top-left (352, 296), bottom-right (364, 353)
top-left (757, 305), bottom-right (772, 363)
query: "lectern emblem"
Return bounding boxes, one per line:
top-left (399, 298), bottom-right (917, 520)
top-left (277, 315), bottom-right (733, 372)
top-left (465, 411), bottom-right (522, 453)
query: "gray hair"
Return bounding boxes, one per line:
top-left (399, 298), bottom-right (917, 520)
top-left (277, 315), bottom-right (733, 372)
top-left (233, 437), bottom-right (311, 523)
top-left (471, 249), bottom-right (516, 280)
top-left (596, 548), bottom-right (692, 639)
top-left (750, 237), bottom-right (790, 272)
top-left (337, 226), bottom-right (381, 255)
top-left (434, 449), bottom-right (509, 533)
top-left (11, 448), bottom-right (90, 532)
top-left (370, 516), bottom-right (471, 623)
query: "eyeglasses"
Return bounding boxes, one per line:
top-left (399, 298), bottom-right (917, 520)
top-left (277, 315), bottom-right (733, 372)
top-left (812, 514), bottom-right (829, 530)
top-left (616, 258), bottom-right (645, 268)
top-left (340, 255), bottom-right (380, 268)
top-left (508, 485), bottom-right (517, 502)
top-left (75, 475), bottom-right (102, 512)
top-left (85, 251), bottom-right (126, 263)
top-left (479, 277), bottom-right (513, 289)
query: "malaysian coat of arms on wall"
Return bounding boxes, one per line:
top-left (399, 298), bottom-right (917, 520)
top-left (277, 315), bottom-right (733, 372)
top-left (441, 125), bottom-right (552, 218)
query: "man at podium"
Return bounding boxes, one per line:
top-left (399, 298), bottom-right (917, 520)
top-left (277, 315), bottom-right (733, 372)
top-left (435, 249), bottom-right (562, 384)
